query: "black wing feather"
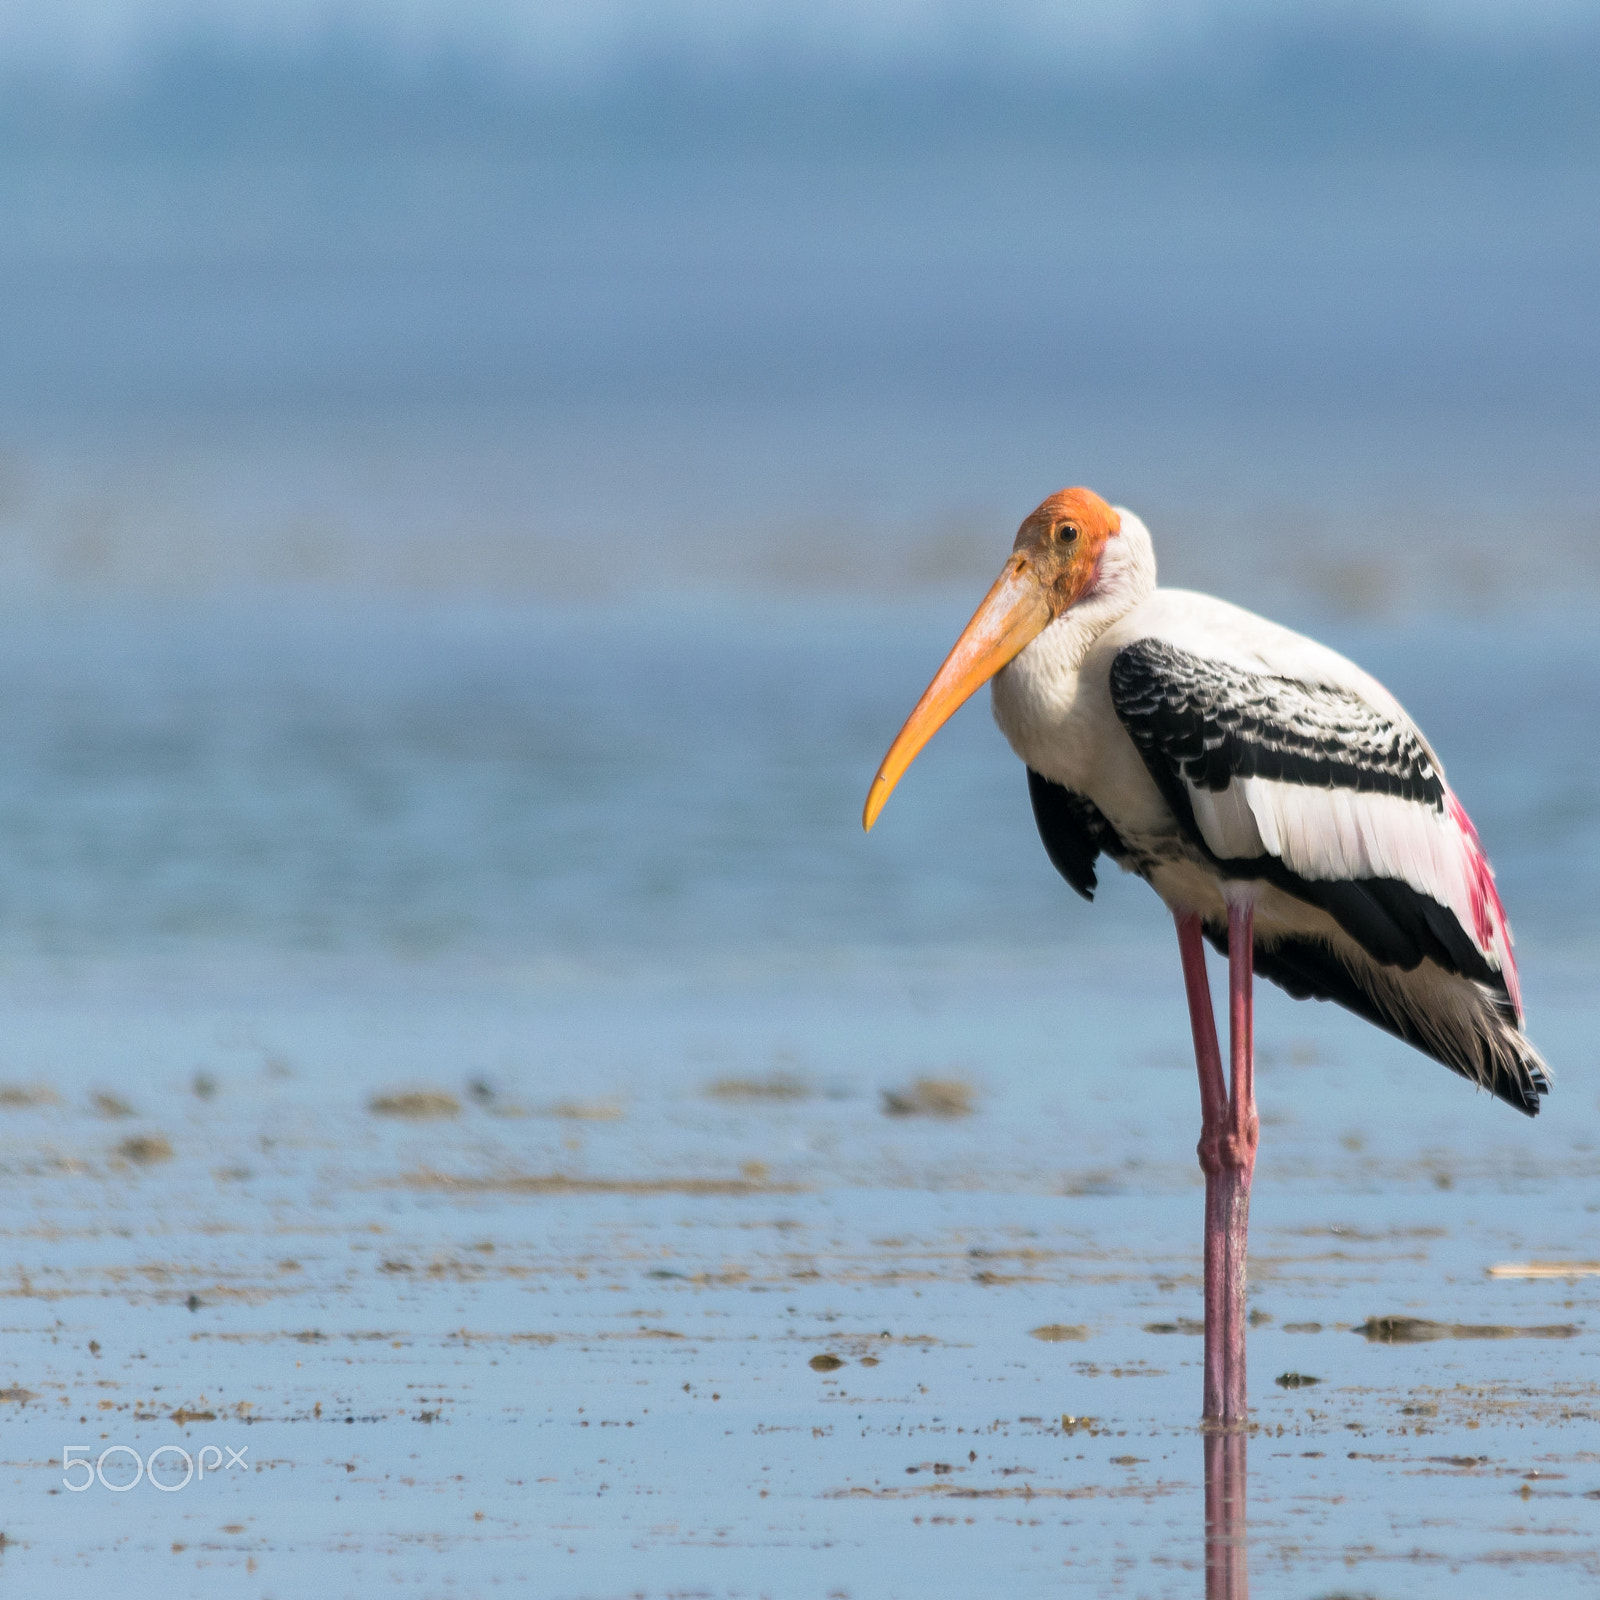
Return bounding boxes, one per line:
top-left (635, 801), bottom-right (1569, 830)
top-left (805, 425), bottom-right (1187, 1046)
top-left (1107, 637), bottom-right (1546, 1111)
top-left (1110, 637), bottom-right (1443, 806)
top-left (1108, 638), bottom-right (1498, 988)
top-left (1201, 925), bottom-right (1545, 1116)
top-left (1026, 769), bottom-right (1126, 903)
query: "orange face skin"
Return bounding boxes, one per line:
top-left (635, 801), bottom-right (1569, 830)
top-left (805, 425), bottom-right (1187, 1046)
top-left (861, 485), bottom-right (1122, 831)
top-left (1009, 486), bottom-right (1123, 619)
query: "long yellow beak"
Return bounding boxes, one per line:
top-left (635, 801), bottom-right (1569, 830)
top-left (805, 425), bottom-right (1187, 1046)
top-left (862, 554), bottom-right (1052, 831)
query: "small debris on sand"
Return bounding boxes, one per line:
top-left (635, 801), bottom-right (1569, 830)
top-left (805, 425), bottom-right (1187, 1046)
top-left (369, 1091), bottom-right (460, 1120)
top-left (826, 1480), bottom-right (1177, 1501)
top-left (0, 1387), bottom-right (37, 1404)
top-left (1489, 1261), bottom-right (1600, 1279)
top-left (0, 1084), bottom-right (57, 1109)
top-left (1276, 1371), bottom-right (1321, 1388)
top-left (539, 1100), bottom-right (625, 1121)
top-left (118, 1135), bottom-right (174, 1164)
top-left (705, 1074), bottom-right (810, 1102)
top-left (93, 1092), bottom-right (136, 1118)
top-left (881, 1078), bottom-right (973, 1117)
top-left (809, 1353), bottom-right (844, 1372)
top-left (395, 1167), bottom-right (795, 1196)
top-left (1143, 1319), bottom-right (1205, 1336)
top-left (1355, 1315), bottom-right (1580, 1343)
top-left (192, 1072), bottom-right (218, 1099)
top-left (1028, 1324), bottom-right (1089, 1343)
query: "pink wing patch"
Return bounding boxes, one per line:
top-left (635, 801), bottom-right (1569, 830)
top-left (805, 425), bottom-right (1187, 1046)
top-left (1447, 791), bottom-right (1522, 1019)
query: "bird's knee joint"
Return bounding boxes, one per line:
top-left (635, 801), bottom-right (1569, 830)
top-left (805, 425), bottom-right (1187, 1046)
top-left (1220, 1126), bottom-right (1257, 1173)
top-left (1199, 1126), bottom-right (1256, 1176)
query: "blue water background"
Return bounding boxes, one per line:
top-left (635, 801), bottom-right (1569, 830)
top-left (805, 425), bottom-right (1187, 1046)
top-left (0, 28), bottom-right (1595, 995)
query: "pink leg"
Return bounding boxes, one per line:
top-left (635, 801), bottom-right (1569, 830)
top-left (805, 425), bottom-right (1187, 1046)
top-left (1174, 903), bottom-right (1260, 1427)
top-left (1175, 912), bottom-right (1228, 1422)
top-left (1220, 896), bottom-right (1259, 1424)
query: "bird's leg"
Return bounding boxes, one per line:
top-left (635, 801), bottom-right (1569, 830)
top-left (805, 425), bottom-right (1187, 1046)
top-left (1176, 902), bottom-right (1260, 1427)
top-left (1221, 894), bottom-right (1259, 1425)
top-left (1174, 911), bottom-right (1229, 1424)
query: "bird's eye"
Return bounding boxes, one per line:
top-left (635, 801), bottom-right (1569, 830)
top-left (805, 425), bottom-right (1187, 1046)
top-left (1056, 523), bottom-right (1079, 544)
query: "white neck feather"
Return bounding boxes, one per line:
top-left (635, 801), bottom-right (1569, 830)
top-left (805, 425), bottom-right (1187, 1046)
top-left (989, 508), bottom-right (1158, 775)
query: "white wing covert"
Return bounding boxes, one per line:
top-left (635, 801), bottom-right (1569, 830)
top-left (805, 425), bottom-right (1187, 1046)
top-left (1109, 637), bottom-right (1521, 1015)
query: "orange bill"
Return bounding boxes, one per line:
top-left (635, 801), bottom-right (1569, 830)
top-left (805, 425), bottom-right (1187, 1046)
top-left (862, 554), bottom-right (1052, 831)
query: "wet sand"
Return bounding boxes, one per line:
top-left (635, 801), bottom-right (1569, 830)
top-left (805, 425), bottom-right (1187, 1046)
top-left (0, 946), bottom-right (1595, 1596)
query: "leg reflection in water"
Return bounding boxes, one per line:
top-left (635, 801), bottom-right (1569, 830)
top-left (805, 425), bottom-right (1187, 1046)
top-left (1204, 1430), bottom-right (1249, 1599)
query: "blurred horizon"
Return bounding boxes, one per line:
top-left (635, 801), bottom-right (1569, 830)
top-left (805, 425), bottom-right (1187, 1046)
top-left (3, 1), bottom-right (1599, 87)
top-left (0, 3), bottom-right (1593, 612)
top-left (0, 0), bottom-right (1590, 974)
top-left (5, 6), bottom-right (1600, 171)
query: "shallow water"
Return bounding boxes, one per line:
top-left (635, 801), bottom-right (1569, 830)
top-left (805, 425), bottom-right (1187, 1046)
top-left (0, 596), bottom-right (1592, 1593)
top-left (1, 949), bottom-right (1598, 1595)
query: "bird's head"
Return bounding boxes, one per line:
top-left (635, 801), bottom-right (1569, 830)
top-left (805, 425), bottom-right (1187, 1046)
top-left (862, 486), bottom-right (1122, 831)
top-left (1008, 486), bottom-right (1124, 611)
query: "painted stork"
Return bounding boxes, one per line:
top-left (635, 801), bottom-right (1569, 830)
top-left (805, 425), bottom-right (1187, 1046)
top-left (863, 487), bottom-right (1550, 1426)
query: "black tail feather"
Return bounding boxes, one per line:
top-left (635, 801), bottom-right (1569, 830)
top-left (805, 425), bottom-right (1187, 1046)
top-left (1202, 924), bottom-right (1550, 1117)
